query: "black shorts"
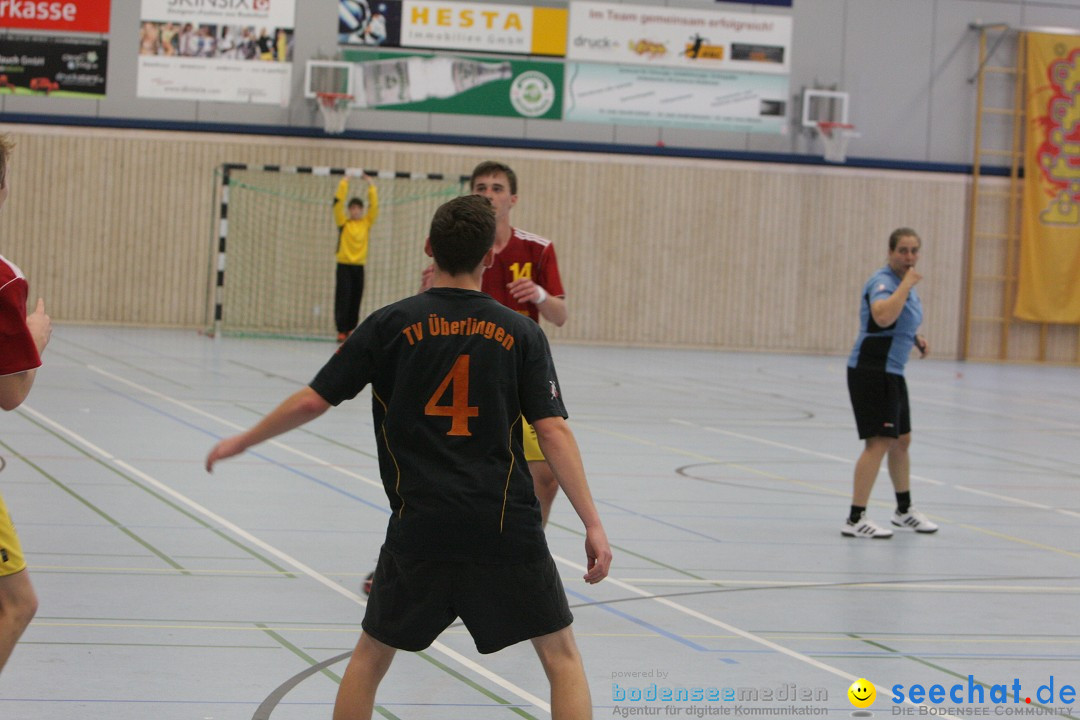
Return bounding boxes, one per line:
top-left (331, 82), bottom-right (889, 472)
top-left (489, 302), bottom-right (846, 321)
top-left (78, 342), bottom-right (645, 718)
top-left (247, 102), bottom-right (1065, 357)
top-left (361, 546), bottom-right (573, 654)
top-left (847, 367), bottom-right (911, 439)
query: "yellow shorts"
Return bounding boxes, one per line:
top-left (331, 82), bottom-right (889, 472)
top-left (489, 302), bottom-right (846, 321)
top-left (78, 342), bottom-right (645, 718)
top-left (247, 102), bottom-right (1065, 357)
top-left (522, 419), bottom-right (545, 463)
top-left (0, 490), bottom-right (27, 576)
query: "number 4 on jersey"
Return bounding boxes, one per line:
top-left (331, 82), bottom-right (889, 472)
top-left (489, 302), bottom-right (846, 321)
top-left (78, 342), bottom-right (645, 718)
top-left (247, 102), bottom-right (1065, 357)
top-left (424, 355), bottom-right (479, 436)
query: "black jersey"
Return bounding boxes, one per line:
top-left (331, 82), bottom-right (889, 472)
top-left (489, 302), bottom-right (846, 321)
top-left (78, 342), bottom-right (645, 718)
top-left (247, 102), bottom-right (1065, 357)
top-left (310, 288), bottom-right (567, 562)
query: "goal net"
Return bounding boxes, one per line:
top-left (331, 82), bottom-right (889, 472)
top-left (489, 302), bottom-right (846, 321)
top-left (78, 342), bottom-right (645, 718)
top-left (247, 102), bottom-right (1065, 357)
top-left (212, 165), bottom-right (465, 339)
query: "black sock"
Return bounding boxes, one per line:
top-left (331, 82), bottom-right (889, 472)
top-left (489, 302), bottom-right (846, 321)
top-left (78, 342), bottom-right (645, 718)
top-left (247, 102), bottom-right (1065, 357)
top-left (848, 505), bottom-right (865, 524)
top-left (896, 491), bottom-right (911, 514)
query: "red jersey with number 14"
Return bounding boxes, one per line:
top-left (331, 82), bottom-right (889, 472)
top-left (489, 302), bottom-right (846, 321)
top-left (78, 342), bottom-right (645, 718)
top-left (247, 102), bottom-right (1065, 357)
top-left (481, 228), bottom-right (564, 323)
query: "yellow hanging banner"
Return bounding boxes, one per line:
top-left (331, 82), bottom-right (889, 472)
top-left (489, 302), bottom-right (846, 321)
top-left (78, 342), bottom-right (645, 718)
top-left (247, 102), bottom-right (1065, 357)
top-left (1015, 33), bottom-right (1080, 323)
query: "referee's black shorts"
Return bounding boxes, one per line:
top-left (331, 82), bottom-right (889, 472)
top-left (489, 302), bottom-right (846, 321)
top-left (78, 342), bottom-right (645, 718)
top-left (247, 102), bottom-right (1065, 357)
top-left (362, 545), bottom-right (574, 654)
top-left (847, 367), bottom-right (911, 440)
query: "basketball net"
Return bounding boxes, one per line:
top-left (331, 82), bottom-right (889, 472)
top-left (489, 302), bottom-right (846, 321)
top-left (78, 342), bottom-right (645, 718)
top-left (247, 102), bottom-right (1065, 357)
top-left (317, 93), bottom-right (353, 135)
top-left (817, 121), bottom-right (857, 163)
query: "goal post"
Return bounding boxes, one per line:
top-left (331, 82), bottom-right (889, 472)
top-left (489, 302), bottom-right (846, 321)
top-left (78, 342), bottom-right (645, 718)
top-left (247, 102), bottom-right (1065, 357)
top-left (210, 164), bottom-right (466, 339)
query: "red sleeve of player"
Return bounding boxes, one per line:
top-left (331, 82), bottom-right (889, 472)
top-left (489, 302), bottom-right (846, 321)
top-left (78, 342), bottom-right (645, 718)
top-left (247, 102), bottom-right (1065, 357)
top-left (538, 244), bottom-right (565, 298)
top-left (0, 279), bottom-right (41, 377)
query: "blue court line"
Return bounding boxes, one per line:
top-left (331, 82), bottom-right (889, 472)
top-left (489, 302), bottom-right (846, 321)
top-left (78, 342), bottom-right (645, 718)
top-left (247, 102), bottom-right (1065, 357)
top-left (94, 382), bottom-right (390, 515)
top-left (597, 499), bottom-right (727, 544)
top-left (563, 587), bottom-right (715, 653)
top-left (92, 378), bottom-right (745, 661)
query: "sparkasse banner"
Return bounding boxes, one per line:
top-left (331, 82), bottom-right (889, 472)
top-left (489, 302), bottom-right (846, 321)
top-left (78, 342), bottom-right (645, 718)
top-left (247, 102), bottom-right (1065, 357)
top-left (0, 0), bottom-right (110, 33)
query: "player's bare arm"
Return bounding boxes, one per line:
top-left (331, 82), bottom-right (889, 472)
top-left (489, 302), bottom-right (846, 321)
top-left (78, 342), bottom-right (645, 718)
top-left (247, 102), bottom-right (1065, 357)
top-left (871, 270), bottom-right (921, 328)
top-left (506, 277), bottom-right (568, 326)
top-left (206, 386), bottom-right (331, 471)
top-left (0, 299), bottom-right (51, 411)
top-left (532, 416), bottom-right (611, 582)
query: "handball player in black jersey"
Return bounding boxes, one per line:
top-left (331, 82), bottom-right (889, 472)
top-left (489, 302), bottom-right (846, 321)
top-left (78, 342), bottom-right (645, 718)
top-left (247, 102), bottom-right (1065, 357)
top-left (206, 194), bottom-right (612, 720)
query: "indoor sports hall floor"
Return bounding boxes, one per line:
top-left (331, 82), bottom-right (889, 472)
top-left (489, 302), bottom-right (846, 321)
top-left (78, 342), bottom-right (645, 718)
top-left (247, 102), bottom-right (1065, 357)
top-left (1, 326), bottom-right (1078, 720)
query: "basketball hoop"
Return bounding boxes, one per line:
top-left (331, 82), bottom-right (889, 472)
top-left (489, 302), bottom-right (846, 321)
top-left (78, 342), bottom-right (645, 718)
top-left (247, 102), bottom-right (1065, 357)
top-left (316, 92), bottom-right (353, 135)
top-left (816, 121), bottom-right (858, 163)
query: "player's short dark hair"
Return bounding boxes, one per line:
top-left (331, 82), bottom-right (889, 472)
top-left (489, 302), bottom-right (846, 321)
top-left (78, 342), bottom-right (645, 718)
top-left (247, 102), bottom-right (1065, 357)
top-left (889, 227), bottom-right (921, 251)
top-left (470, 160), bottom-right (517, 195)
top-left (348, 197), bottom-right (364, 210)
top-left (0, 134), bottom-right (13, 189)
top-left (429, 195), bottom-right (496, 276)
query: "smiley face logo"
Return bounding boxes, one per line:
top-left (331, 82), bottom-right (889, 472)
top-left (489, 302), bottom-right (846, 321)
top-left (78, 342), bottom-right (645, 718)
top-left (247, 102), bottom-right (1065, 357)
top-left (848, 678), bottom-right (876, 708)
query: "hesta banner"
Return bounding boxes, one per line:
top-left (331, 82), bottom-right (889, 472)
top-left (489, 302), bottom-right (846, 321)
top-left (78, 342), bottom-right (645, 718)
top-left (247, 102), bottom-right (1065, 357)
top-left (338, 0), bottom-right (567, 57)
top-left (0, 0), bottom-right (111, 33)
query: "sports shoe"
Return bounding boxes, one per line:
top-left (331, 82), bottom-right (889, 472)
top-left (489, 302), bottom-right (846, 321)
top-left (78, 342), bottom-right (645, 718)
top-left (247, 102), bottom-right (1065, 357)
top-left (337, 332), bottom-right (348, 344)
top-left (842, 514), bottom-right (893, 539)
top-left (892, 508), bottom-right (939, 533)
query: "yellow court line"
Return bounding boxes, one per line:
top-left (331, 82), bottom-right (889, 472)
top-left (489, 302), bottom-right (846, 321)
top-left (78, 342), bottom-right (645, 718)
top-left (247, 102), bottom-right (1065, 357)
top-left (33, 621), bottom-right (360, 633)
top-left (614, 578), bottom-right (1080, 592)
top-left (957, 524), bottom-right (1080, 560)
top-left (32, 564), bottom-right (374, 577)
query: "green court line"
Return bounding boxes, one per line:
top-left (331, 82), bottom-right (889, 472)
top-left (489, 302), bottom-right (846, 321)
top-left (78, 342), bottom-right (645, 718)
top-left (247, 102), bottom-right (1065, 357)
top-left (29, 567), bottom-right (296, 579)
top-left (13, 412), bottom-right (297, 578)
top-left (39, 614), bottom-right (362, 627)
top-left (256, 625), bottom-right (540, 719)
top-left (413, 650), bottom-right (542, 720)
top-left (24, 641), bottom-right (275, 649)
top-left (257, 623), bottom-right (344, 684)
top-left (256, 624), bottom-right (402, 720)
top-left (0, 439), bottom-right (189, 574)
top-left (848, 633), bottom-right (1055, 710)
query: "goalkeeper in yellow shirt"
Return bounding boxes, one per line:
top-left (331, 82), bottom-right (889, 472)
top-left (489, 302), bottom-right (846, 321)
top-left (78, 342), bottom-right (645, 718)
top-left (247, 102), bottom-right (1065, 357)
top-left (333, 173), bottom-right (378, 342)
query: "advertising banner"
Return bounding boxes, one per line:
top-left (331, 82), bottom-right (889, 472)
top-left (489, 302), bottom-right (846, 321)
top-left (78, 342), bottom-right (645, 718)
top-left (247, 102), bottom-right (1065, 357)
top-left (339, 0), bottom-right (566, 57)
top-left (567, 1), bottom-right (791, 74)
top-left (0, 35), bottom-right (107, 98)
top-left (0, 0), bottom-right (110, 34)
top-left (341, 48), bottom-right (562, 119)
top-left (136, 0), bottom-right (295, 105)
top-left (1015, 33), bottom-right (1080, 323)
top-left (564, 61), bottom-right (787, 133)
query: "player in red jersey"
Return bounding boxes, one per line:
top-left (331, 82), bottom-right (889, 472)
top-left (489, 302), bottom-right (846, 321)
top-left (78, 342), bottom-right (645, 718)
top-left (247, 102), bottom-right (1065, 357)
top-left (422, 161), bottom-right (568, 525)
top-left (0, 134), bottom-right (51, 676)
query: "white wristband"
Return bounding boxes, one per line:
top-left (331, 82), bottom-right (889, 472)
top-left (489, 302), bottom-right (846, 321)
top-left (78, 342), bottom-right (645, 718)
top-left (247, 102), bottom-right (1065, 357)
top-left (534, 286), bottom-right (548, 304)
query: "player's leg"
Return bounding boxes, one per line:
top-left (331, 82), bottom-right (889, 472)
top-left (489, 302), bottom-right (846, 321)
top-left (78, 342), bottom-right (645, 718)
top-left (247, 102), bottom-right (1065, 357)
top-left (334, 263), bottom-right (351, 337)
top-left (853, 436), bottom-right (893, 506)
top-left (0, 495), bottom-right (36, 674)
top-left (332, 631), bottom-right (396, 720)
top-left (843, 436), bottom-right (894, 538)
top-left (886, 432), bottom-right (912, 494)
top-left (345, 265), bottom-right (365, 333)
top-left (532, 626), bottom-right (592, 720)
top-left (887, 431), bottom-right (937, 532)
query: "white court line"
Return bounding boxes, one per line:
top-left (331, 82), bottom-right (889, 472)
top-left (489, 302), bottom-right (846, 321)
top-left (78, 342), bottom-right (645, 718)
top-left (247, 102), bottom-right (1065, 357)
top-left (19, 403), bottom-right (552, 715)
top-left (74, 364), bottom-right (951, 716)
top-left (669, 418), bottom-right (1080, 518)
top-left (554, 554), bottom-right (954, 719)
top-left (87, 365), bottom-right (383, 491)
